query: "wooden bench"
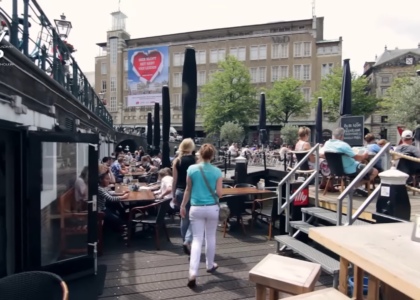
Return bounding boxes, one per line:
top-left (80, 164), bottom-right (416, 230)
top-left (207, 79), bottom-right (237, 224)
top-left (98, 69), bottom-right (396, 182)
top-left (282, 288), bottom-right (350, 299)
top-left (249, 254), bottom-right (321, 300)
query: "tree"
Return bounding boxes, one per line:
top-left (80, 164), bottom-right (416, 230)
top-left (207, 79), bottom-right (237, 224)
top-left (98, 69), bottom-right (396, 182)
top-left (265, 77), bottom-right (308, 124)
top-left (220, 122), bottom-right (244, 144)
top-left (280, 125), bottom-right (299, 145)
top-left (312, 67), bottom-right (379, 122)
top-left (199, 55), bottom-right (258, 134)
top-left (380, 74), bottom-right (420, 127)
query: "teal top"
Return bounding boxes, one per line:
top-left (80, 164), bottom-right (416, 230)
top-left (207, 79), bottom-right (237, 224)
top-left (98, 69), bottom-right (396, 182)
top-left (323, 139), bottom-right (359, 174)
top-left (187, 162), bottom-right (222, 206)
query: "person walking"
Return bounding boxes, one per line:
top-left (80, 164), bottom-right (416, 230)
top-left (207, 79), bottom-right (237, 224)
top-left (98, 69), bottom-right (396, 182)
top-left (172, 138), bottom-right (196, 256)
top-left (180, 144), bottom-right (223, 288)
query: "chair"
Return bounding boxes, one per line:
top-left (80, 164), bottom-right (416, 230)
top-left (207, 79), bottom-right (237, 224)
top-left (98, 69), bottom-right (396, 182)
top-left (0, 271), bottom-right (68, 300)
top-left (249, 196), bottom-right (278, 239)
top-left (58, 188), bottom-right (105, 257)
top-left (323, 152), bottom-right (347, 196)
top-left (396, 157), bottom-right (420, 195)
top-left (127, 198), bottom-right (171, 250)
top-left (287, 151), bottom-right (315, 176)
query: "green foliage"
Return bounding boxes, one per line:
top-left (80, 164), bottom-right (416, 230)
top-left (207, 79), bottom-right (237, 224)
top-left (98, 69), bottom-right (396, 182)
top-left (220, 122), bottom-right (244, 144)
top-left (199, 55), bottom-right (258, 134)
top-left (264, 77), bottom-right (308, 124)
top-left (281, 125), bottom-right (299, 145)
top-left (312, 67), bottom-right (379, 122)
top-left (380, 75), bottom-right (420, 126)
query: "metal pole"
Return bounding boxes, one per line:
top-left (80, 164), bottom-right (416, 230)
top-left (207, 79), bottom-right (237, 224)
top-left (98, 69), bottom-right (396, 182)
top-left (315, 146), bottom-right (319, 207)
top-left (383, 145), bottom-right (390, 171)
top-left (337, 198), bottom-right (342, 226)
top-left (11, 0), bottom-right (19, 47)
top-left (278, 184), bottom-right (282, 235)
top-left (347, 192), bottom-right (353, 225)
top-left (285, 179), bottom-right (291, 233)
top-left (22, 0), bottom-right (29, 56)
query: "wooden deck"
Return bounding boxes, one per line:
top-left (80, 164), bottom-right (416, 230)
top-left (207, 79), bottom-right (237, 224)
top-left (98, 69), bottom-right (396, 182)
top-left (308, 186), bottom-right (420, 222)
top-left (98, 217), bottom-right (333, 299)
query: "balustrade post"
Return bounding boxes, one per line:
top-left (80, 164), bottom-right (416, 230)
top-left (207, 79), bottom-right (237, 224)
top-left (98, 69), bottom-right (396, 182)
top-left (41, 46), bottom-right (46, 71)
top-left (11, 0), bottom-right (19, 47)
top-left (72, 62), bottom-right (78, 98)
top-left (22, 0), bottom-right (30, 55)
top-left (84, 77), bottom-right (89, 107)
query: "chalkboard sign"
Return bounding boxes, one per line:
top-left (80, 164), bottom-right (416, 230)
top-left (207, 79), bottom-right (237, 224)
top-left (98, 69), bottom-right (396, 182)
top-left (340, 116), bottom-right (364, 146)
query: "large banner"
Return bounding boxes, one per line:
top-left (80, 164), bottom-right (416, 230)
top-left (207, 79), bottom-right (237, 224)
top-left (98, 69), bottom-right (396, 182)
top-left (127, 45), bottom-right (169, 107)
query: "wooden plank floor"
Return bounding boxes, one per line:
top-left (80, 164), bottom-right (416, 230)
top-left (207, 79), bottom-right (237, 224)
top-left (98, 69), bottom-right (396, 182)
top-left (98, 217), bottom-right (333, 299)
top-left (308, 186), bottom-right (420, 222)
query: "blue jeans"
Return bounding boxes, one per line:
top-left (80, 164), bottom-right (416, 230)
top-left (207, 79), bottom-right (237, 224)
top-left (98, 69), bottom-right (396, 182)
top-left (176, 189), bottom-right (192, 244)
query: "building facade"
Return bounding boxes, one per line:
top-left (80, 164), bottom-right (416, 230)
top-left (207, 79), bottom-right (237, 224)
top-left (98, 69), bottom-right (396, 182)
top-left (363, 44), bottom-right (420, 144)
top-left (95, 11), bottom-right (342, 140)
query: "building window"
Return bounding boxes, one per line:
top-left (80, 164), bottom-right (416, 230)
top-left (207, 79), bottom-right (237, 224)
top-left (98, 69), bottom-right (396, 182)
top-left (280, 66), bottom-right (288, 79)
top-left (124, 58), bottom-right (128, 71)
top-left (381, 87), bottom-right (388, 96)
top-left (173, 94), bottom-right (181, 107)
top-left (101, 63), bottom-right (106, 74)
top-left (294, 42), bottom-right (311, 57)
top-left (197, 93), bottom-right (204, 107)
top-left (272, 43), bottom-right (289, 59)
top-left (381, 77), bottom-right (390, 83)
top-left (124, 77), bottom-right (128, 90)
top-left (173, 53), bottom-right (184, 67)
top-left (230, 47), bottom-right (246, 61)
top-left (210, 49), bottom-right (225, 63)
top-left (318, 46), bottom-right (339, 55)
top-left (110, 76), bottom-right (116, 91)
top-left (271, 66), bottom-right (289, 81)
top-left (321, 63), bottom-right (334, 76)
top-left (110, 38), bottom-right (117, 64)
top-left (301, 88), bottom-right (311, 102)
top-left (250, 45), bottom-right (267, 60)
top-left (298, 26), bottom-right (305, 30)
top-left (195, 50), bottom-right (206, 64)
top-left (173, 73), bottom-right (182, 87)
top-left (110, 96), bottom-right (117, 111)
top-left (197, 71), bottom-right (206, 86)
top-left (250, 67), bottom-right (266, 83)
top-left (294, 64), bottom-right (311, 80)
top-left (101, 80), bottom-right (106, 92)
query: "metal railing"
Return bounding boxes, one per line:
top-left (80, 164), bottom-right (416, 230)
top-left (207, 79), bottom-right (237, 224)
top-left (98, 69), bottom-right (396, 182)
top-left (337, 142), bottom-right (391, 225)
top-left (277, 144), bottom-right (320, 233)
top-left (5, 0), bottom-right (113, 127)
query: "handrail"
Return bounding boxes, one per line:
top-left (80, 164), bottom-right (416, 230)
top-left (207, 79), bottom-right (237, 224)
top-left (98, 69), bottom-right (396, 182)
top-left (345, 184), bottom-right (381, 225)
top-left (336, 142), bottom-right (391, 225)
top-left (277, 144), bottom-right (320, 233)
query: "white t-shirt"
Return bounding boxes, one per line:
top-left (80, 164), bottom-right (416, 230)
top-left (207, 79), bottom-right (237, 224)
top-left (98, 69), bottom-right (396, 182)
top-left (157, 175), bottom-right (173, 199)
top-left (229, 145), bottom-right (236, 154)
top-left (241, 148), bottom-right (250, 156)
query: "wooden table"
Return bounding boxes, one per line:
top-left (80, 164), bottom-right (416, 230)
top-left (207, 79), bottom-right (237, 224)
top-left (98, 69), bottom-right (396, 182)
top-left (309, 223), bottom-right (420, 300)
top-left (115, 184), bottom-right (155, 202)
top-left (222, 188), bottom-right (275, 197)
top-left (130, 171), bottom-right (146, 177)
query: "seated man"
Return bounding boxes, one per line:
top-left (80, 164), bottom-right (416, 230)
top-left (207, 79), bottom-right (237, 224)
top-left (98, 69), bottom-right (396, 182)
top-left (394, 130), bottom-right (420, 158)
top-left (322, 127), bottom-right (378, 187)
top-left (111, 156), bottom-right (128, 183)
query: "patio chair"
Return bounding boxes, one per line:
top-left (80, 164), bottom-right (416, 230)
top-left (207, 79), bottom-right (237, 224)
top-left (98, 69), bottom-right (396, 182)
top-left (0, 271), bottom-right (68, 300)
top-left (127, 198), bottom-right (171, 250)
top-left (287, 151), bottom-right (315, 178)
top-left (396, 157), bottom-right (420, 195)
top-left (248, 196), bottom-right (278, 239)
top-left (323, 152), bottom-right (347, 196)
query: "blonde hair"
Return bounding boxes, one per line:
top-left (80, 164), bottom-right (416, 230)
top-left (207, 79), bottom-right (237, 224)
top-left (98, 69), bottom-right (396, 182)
top-left (298, 127), bottom-right (311, 139)
top-left (377, 139), bottom-right (388, 146)
top-left (173, 138), bottom-right (195, 166)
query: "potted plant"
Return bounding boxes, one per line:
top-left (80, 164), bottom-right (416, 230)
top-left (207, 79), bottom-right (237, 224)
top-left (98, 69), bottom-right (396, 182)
top-left (63, 41), bottom-right (76, 53)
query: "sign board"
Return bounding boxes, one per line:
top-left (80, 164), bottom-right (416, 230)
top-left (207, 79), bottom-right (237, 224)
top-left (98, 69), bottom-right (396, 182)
top-left (293, 189), bottom-right (308, 206)
top-left (340, 116), bottom-right (364, 146)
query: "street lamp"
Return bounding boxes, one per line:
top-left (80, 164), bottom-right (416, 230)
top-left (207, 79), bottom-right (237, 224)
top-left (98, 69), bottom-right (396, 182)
top-left (54, 13), bottom-right (72, 40)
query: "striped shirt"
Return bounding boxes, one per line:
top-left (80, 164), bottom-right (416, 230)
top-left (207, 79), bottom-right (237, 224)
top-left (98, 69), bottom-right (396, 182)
top-left (98, 186), bottom-right (121, 211)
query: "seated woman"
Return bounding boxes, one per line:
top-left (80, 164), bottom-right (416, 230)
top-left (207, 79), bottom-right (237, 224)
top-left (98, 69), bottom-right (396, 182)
top-left (98, 165), bottom-right (129, 235)
top-left (365, 133), bottom-right (383, 172)
top-left (139, 155), bottom-right (158, 173)
top-left (154, 168), bottom-right (173, 200)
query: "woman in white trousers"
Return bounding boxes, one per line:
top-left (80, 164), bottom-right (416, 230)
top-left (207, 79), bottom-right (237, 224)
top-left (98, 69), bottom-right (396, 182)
top-left (180, 144), bottom-right (223, 288)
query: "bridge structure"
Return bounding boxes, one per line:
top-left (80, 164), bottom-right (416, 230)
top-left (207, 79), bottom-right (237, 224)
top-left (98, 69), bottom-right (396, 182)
top-left (0, 0), bottom-right (163, 156)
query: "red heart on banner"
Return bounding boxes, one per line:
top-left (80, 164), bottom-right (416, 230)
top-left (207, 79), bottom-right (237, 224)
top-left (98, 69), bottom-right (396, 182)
top-left (132, 50), bottom-right (163, 82)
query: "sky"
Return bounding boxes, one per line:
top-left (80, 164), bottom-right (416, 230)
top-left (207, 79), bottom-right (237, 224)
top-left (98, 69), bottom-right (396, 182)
top-left (4, 0), bottom-right (420, 75)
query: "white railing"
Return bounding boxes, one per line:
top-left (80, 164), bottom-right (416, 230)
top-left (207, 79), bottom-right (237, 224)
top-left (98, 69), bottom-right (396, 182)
top-left (337, 143), bottom-right (391, 225)
top-left (277, 144), bottom-right (320, 232)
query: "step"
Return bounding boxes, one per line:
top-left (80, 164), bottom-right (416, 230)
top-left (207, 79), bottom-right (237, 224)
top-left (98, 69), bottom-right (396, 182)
top-left (289, 221), bottom-right (315, 234)
top-left (275, 235), bottom-right (340, 275)
top-left (283, 288), bottom-right (350, 299)
top-left (301, 207), bottom-right (369, 226)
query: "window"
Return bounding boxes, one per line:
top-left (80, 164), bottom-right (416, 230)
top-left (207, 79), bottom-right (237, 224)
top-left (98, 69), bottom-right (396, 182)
top-left (110, 38), bottom-right (117, 64)
top-left (332, 46), bottom-right (339, 54)
top-left (124, 58), bottom-right (128, 71)
top-left (101, 80), bottom-right (106, 92)
top-left (301, 88), bottom-right (311, 102)
top-left (173, 53), bottom-right (184, 66)
top-left (294, 42), bottom-right (311, 57)
top-left (110, 76), bottom-right (116, 91)
top-left (124, 77), bottom-right (128, 90)
top-left (197, 71), bottom-right (206, 86)
top-left (280, 66), bottom-right (288, 79)
top-left (321, 63), bottom-right (334, 76)
top-left (294, 64), bottom-right (311, 80)
top-left (382, 77), bottom-right (390, 83)
top-left (195, 51), bottom-right (206, 64)
top-left (197, 93), bottom-right (204, 107)
top-left (250, 67), bottom-right (266, 83)
top-left (298, 26), bottom-right (305, 30)
top-left (230, 47), bottom-right (246, 61)
top-left (173, 73), bottom-right (182, 87)
top-left (381, 87), bottom-right (388, 95)
top-left (101, 63), bottom-right (106, 74)
top-left (272, 43), bottom-right (289, 59)
top-left (210, 49), bottom-right (225, 63)
top-left (173, 94), bottom-right (181, 107)
top-left (272, 66), bottom-right (289, 81)
top-left (250, 45), bottom-right (267, 60)
top-left (110, 96), bottom-right (117, 111)
top-left (317, 47), bottom-right (324, 55)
